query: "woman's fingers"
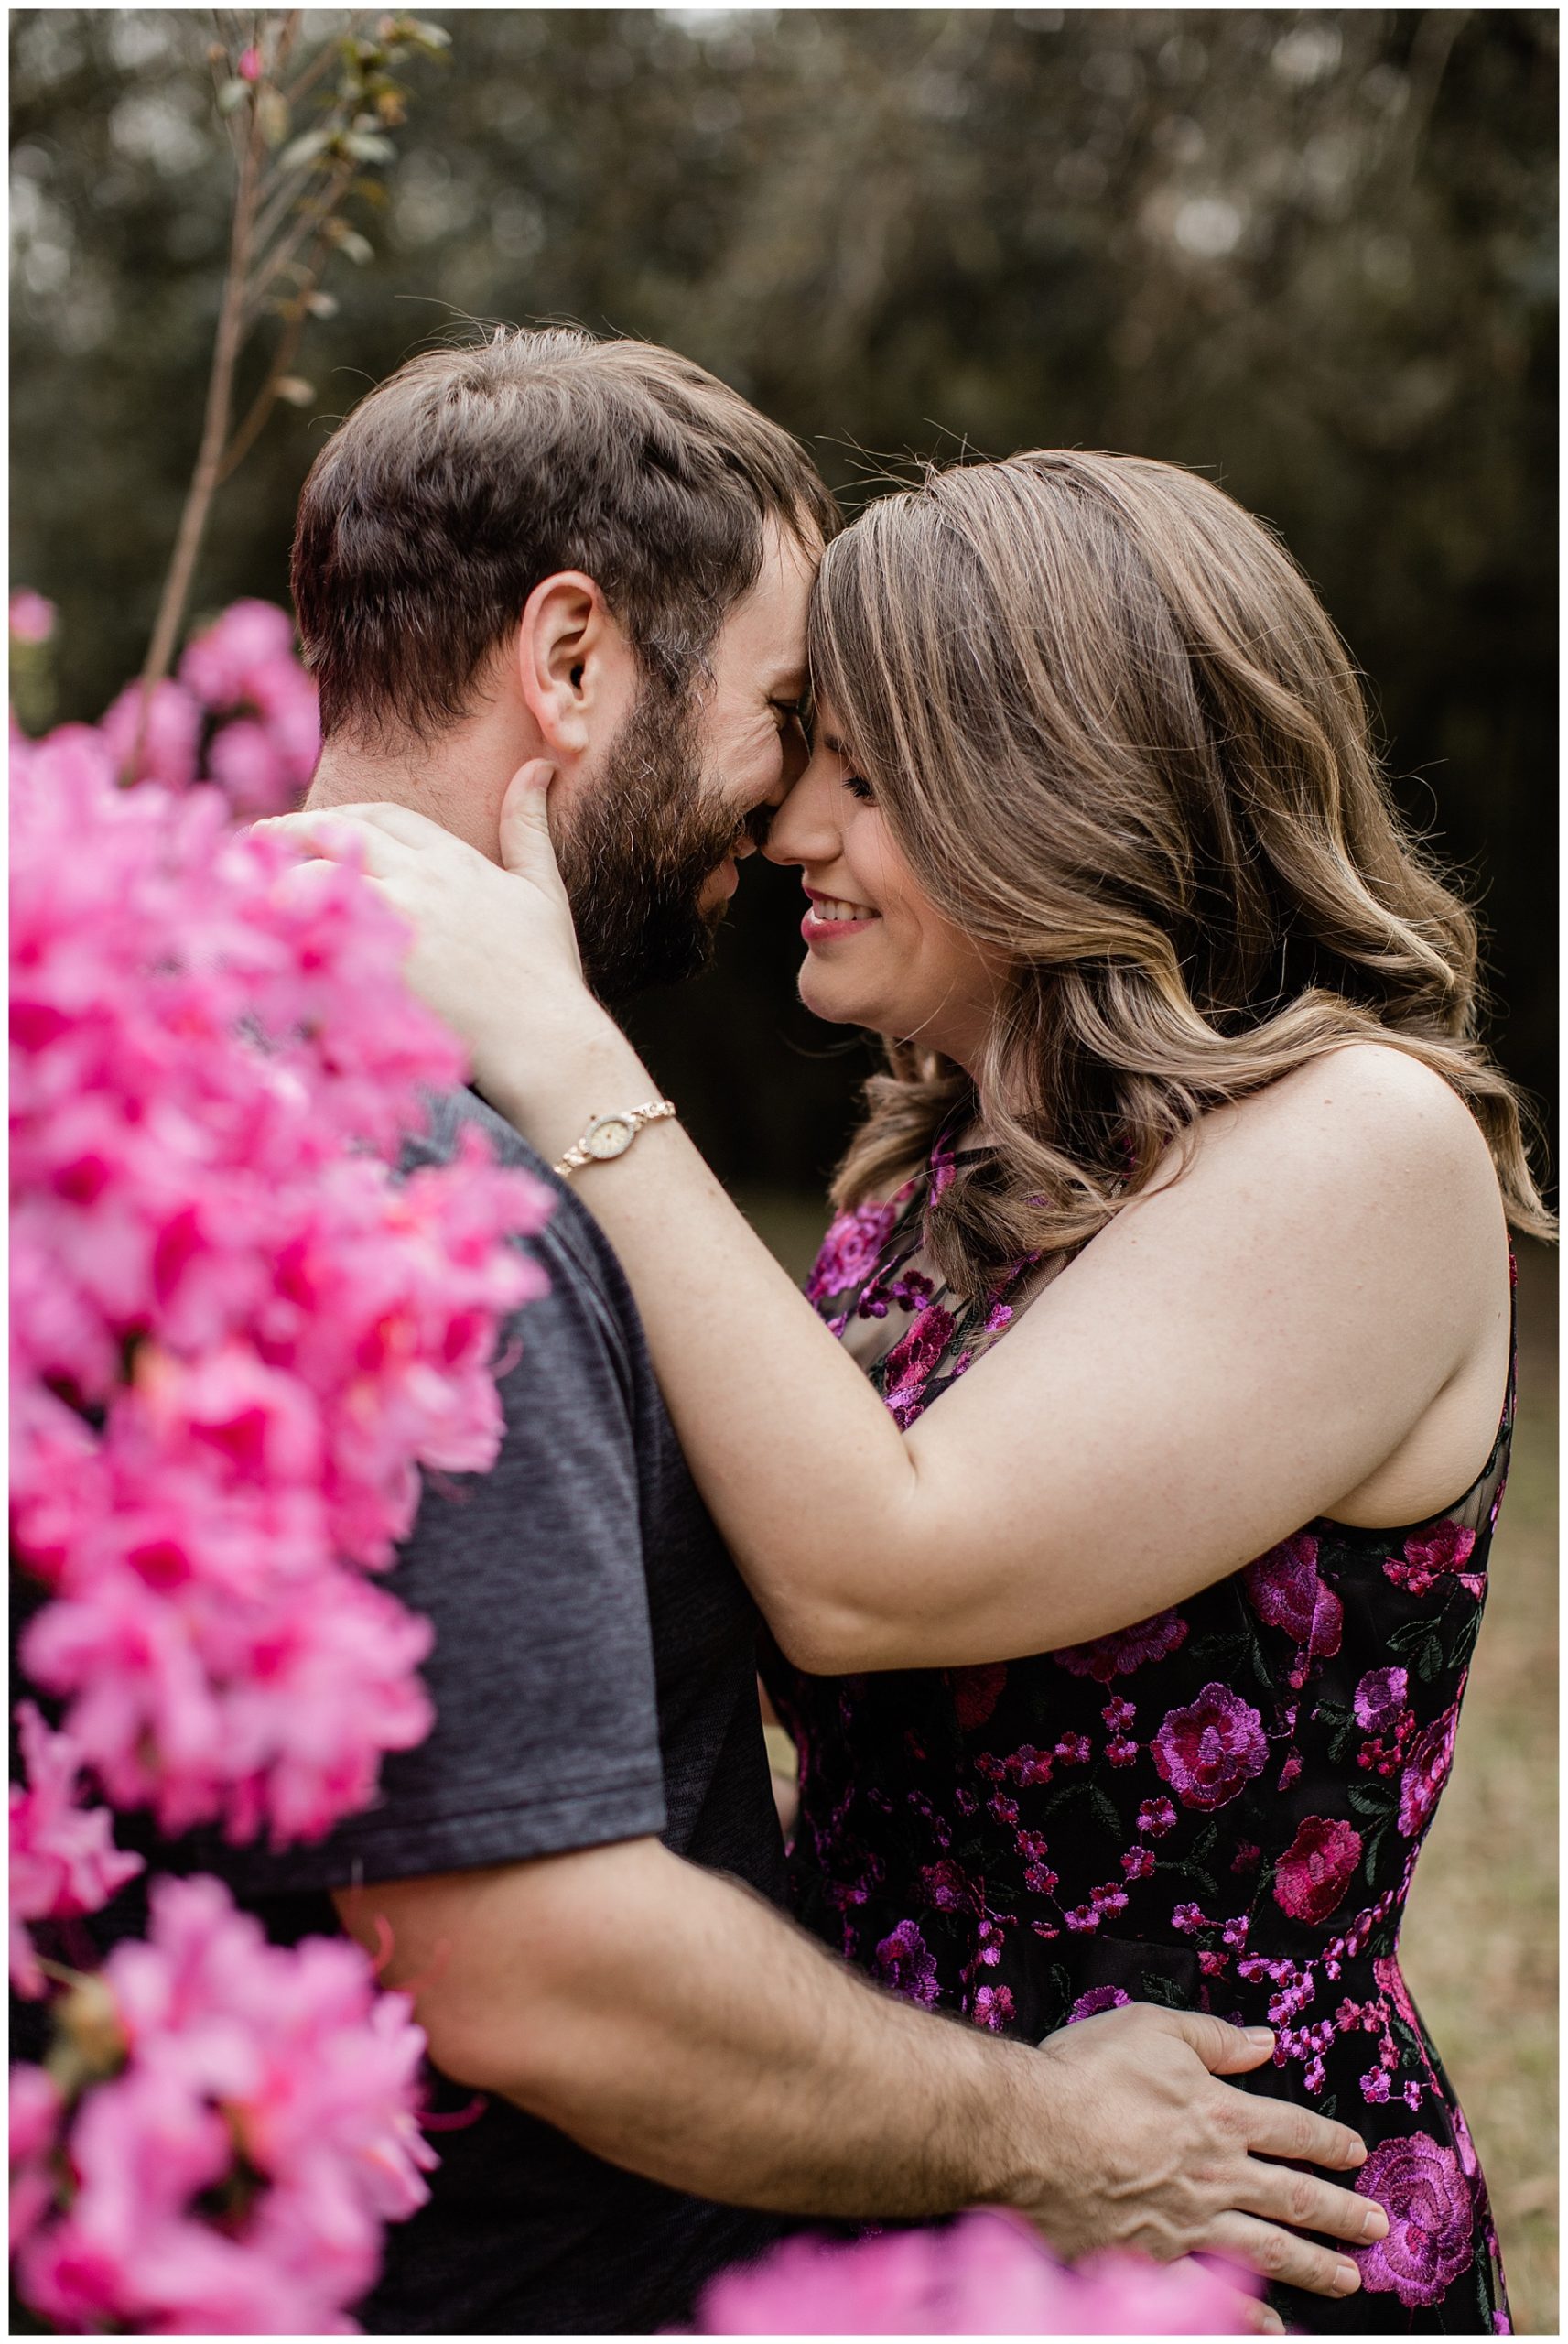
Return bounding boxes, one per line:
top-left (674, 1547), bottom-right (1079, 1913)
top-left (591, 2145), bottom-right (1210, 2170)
top-left (1202, 2210), bottom-right (1363, 2299)
top-left (255, 800), bottom-right (447, 854)
top-left (252, 808), bottom-right (410, 880)
top-left (497, 760), bottom-right (571, 904)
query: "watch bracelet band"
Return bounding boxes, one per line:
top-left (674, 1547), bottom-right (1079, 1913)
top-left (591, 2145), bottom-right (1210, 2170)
top-left (553, 1098), bottom-right (678, 1178)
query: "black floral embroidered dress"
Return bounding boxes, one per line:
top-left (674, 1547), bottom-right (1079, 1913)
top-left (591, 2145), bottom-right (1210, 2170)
top-left (764, 1143), bottom-right (1513, 2333)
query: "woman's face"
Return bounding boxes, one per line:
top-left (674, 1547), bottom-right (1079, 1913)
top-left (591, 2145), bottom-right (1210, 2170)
top-left (764, 695), bottom-right (1004, 1069)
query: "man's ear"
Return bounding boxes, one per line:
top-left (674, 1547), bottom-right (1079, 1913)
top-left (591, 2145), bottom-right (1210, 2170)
top-left (514, 571), bottom-right (636, 759)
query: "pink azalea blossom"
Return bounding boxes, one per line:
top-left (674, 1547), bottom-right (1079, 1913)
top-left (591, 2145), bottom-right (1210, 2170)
top-left (9, 2063), bottom-right (64, 2253)
top-left (10, 620), bottom-right (553, 2334)
top-left (687, 2207), bottom-right (1255, 2332)
top-left (10, 1702), bottom-right (144, 1992)
top-left (178, 598), bottom-right (298, 712)
top-left (15, 1876), bottom-right (434, 2336)
top-left (12, 750), bottom-right (550, 1843)
top-left (206, 716), bottom-right (295, 818)
top-left (98, 678), bottom-right (205, 791)
top-left (10, 588), bottom-right (57, 643)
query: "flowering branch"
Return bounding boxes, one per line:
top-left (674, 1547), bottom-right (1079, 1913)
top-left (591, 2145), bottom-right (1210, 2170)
top-left (127, 10), bottom-right (450, 776)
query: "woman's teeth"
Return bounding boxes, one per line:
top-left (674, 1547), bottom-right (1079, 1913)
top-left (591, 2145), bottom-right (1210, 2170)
top-left (813, 898), bottom-right (879, 922)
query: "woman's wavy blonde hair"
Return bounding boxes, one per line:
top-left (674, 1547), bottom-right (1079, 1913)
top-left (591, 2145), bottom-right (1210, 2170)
top-left (810, 450), bottom-right (1552, 1299)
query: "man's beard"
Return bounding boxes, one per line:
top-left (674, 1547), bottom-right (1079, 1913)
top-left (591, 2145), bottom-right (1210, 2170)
top-left (554, 678), bottom-right (750, 1007)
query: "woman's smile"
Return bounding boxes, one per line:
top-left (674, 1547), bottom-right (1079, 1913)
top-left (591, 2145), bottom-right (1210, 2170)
top-left (801, 885), bottom-right (882, 942)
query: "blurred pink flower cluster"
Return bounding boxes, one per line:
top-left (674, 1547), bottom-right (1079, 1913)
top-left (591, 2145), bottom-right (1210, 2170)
top-left (10, 595), bottom-right (320, 817)
top-left (12, 744), bottom-right (552, 1869)
top-left (687, 2209), bottom-right (1255, 2335)
top-left (9, 1705), bottom-right (145, 1997)
top-left (11, 1874), bottom-right (435, 2333)
top-left (10, 694), bottom-right (554, 2328)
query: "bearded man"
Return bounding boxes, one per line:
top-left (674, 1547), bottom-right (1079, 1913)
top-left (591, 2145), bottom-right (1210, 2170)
top-left (223, 327), bottom-right (1379, 2332)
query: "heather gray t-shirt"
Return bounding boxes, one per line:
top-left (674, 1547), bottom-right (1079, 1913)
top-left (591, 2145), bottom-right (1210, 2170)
top-left (197, 1089), bottom-right (792, 2332)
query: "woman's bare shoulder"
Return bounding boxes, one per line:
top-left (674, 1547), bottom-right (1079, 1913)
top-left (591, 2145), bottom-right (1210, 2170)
top-left (1206, 1040), bottom-right (1498, 1199)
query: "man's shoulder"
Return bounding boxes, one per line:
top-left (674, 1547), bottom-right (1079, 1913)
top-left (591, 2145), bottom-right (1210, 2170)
top-left (408, 1085), bottom-right (638, 1329)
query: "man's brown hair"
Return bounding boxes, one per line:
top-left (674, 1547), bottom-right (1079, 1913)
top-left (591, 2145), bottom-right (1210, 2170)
top-left (292, 326), bottom-right (838, 742)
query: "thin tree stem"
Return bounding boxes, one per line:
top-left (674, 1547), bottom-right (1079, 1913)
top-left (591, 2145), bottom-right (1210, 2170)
top-left (128, 81), bottom-right (267, 773)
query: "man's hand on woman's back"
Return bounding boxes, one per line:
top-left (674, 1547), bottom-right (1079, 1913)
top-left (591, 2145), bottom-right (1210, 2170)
top-left (1025, 2001), bottom-right (1384, 2295)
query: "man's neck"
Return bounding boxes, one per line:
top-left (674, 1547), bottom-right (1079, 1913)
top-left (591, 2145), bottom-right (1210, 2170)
top-left (307, 698), bottom-right (538, 862)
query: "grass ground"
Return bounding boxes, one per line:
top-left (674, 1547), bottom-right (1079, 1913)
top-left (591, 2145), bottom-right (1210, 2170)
top-left (739, 1195), bottom-right (1559, 2331)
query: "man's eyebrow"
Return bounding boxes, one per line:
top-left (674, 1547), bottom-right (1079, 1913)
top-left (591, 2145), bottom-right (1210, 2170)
top-left (765, 670), bottom-right (808, 700)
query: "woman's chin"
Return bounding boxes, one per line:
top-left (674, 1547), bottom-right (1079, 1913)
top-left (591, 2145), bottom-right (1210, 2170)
top-left (796, 963), bottom-right (876, 1030)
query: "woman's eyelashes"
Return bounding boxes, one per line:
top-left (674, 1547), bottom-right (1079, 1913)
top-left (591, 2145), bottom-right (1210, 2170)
top-left (842, 772), bottom-right (876, 805)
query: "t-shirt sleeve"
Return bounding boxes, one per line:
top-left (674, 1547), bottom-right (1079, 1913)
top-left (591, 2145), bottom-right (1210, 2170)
top-left (217, 1139), bottom-right (668, 1896)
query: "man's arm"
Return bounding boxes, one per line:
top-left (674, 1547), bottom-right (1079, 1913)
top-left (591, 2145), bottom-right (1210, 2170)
top-left (335, 1835), bottom-right (1385, 2300)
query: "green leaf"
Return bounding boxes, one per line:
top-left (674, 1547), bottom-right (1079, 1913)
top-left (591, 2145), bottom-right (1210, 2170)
top-left (1347, 1785), bottom-right (1386, 1816)
top-left (1416, 1633), bottom-right (1444, 1683)
top-left (278, 127), bottom-right (332, 172)
top-left (341, 129), bottom-right (397, 165)
top-left (216, 79), bottom-right (251, 116)
top-left (334, 228), bottom-right (375, 266)
top-left (256, 89), bottom-right (291, 149)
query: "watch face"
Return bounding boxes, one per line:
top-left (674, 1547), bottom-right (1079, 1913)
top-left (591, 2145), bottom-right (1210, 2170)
top-left (585, 1116), bottom-right (634, 1159)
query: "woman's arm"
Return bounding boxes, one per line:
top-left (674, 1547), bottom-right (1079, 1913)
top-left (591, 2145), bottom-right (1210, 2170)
top-left (264, 787), bottom-right (1513, 1673)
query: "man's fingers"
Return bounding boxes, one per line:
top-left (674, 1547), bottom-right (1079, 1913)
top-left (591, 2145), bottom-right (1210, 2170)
top-left (1241, 2093), bottom-right (1368, 2171)
top-left (1202, 2212), bottom-right (1364, 2300)
top-left (1169, 2008), bottom-right (1277, 2076)
top-left (1237, 2161), bottom-right (1389, 2247)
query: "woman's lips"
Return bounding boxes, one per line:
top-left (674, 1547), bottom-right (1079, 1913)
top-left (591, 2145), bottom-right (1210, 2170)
top-left (802, 889), bottom-right (881, 944)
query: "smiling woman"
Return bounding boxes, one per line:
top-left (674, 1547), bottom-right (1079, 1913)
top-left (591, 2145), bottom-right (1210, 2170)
top-left (776, 699), bottom-right (1004, 1069)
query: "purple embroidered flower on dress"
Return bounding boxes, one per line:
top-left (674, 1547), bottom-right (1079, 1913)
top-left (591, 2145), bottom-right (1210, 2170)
top-left (806, 1199), bottom-right (900, 1305)
top-left (1120, 1845), bottom-right (1154, 1881)
top-left (950, 1663), bottom-right (1008, 1732)
top-left (873, 1920), bottom-right (940, 2006)
top-left (1152, 1683), bottom-right (1269, 1811)
top-left (1398, 1705), bottom-right (1460, 1837)
top-left (1386, 1519), bottom-right (1479, 1598)
top-left (1137, 1796), bottom-right (1177, 1838)
top-left (1272, 1816), bottom-right (1364, 1926)
top-left (917, 1860), bottom-right (976, 1912)
top-left (881, 1302), bottom-right (958, 1427)
top-left (1243, 1533), bottom-right (1344, 1674)
top-left (971, 1983), bottom-right (1014, 2031)
top-left (1354, 1666), bottom-right (1410, 1730)
top-left (1054, 1609), bottom-right (1188, 1683)
top-left (1067, 1985), bottom-right (1131, 2024)
top-left (1354, 2133), bottom-right (1475, 2306)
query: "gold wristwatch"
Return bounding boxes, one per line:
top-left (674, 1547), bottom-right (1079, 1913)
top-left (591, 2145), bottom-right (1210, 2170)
top-left (553, 1099), bottom-right (678, 1179)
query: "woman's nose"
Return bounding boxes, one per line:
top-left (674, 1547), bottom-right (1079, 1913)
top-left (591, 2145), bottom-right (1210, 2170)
top-left (763, 751), bottom-right (841, 868)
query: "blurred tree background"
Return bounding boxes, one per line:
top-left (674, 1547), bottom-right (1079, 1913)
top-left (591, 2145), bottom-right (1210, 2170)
top-left (10, 5), bottom-right (1557, 1197)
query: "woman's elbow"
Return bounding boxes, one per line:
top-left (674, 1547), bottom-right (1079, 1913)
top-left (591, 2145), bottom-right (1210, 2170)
top-left (765, 1596), bottom-right (903, 1677)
